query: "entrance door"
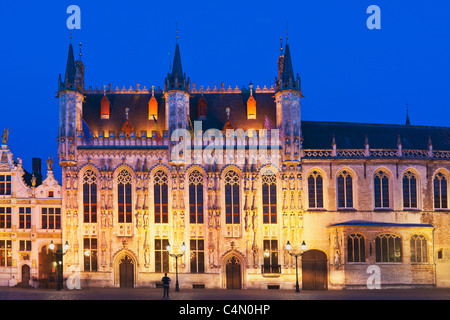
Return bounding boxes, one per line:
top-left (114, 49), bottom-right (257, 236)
top-left (226, 256), bottom-right (241, 289)
top-left (119, 255), bottom-right (134, 288)
top-left (21, 265), bottom-right (30, 286)
top-left (302, 250), bottom-right (328, 290)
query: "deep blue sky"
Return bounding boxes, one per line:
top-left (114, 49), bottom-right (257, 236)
top-left (0, 1), bottom-right (449, 182)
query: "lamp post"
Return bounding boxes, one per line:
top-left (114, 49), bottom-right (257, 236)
top-left (166, 241), bottom-right (186, 292)
top-left (49, 240), bottom-right (70, 291)
top-left (286, 240), bottom-right (306, 293)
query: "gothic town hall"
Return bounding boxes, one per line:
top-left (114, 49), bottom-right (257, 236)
top-left (13, 37), bottom-right (450, 290)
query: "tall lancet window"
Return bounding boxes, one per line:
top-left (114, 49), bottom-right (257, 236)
top-left (225, 170), bottom-right (240, 224)
top-left (262, 172), bottom-right (277, 224)
top-left (154, 170), bottom-right (168, 223)
top-left (189, 170), bottom-right (204, 224)
top-left (83, 169), bottom-right (98, 223)
top-left (337, 170), bottom-right (353, 209)
top-left (308, 170), bottom-right (324, 209)
top-left (117, 170), bottom-right (132, 223)
top-left (403, 170), bottom-right (418, 209)
top-left (434, 172), bottom-right (448, 209)
top-left (374, 170), bottom-right (390, 209)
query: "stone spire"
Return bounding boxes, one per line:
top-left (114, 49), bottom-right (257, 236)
top-left (59, 42), bottom-right (77, 91)
top-left (165, 30), bottom-right (189, 91)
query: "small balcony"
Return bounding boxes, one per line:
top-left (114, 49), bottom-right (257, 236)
top-left (261, 264), bottom-right (281, 277)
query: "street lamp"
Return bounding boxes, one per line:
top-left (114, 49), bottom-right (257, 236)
top-left (286, 240), bottom-right (306, 293)
top-left (166, 241), bottom-right (186, 292)
top-left (49, 240), bottom-right (70, 291)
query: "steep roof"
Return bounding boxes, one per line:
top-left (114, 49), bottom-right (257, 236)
top-left (81, 92), bottom-right (450, 151)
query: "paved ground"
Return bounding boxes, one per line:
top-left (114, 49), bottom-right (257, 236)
top-left (0, 286), bottom-right (449, 300)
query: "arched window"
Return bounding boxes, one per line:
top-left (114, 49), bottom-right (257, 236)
top-left (403, 170), bottom-right (418, 209)
top-left (410, 235), bottom-right (427, 263)
top-left (374, 170), bottom-right (389, 208)
top-left (308, 170), bottom-right (324, 209)
top-left (347, 234), bottom-right (365, 263)
top-left (337, 170), bottom-right (353, 209)
top-left (154, 170), bottom-right (168, 223)
top-left (434, 172), bottom-right (448, 209)
top-left (83, 169), bottom-right (97, 223)
top-left (117, 170), bottom-right (132, 223)
top-left (375, 234), bottom-right (401, 263)
top-left (189, 170), bottom-right (204, 224)
top-left (262, 173), bottom-right (277, 224)
top-left (224, 170), bottom-right (240, 224)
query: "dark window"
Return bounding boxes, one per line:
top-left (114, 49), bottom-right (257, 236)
top-left (118, 170), bottom-right (132, 224)
top-left (189, 171), bottom-right (204, 224)
top-left (347, 234), bottom-right (365, 262)
top-left (83, 170), bottom-right (98, 223)
top-left (434, 173), bottom-right (448, 209)
top-left (155, 238), bottom-right (169, 273)
top-left (0, 175), bottom-right (11, 195)
top-left (190, 239), bottom-right (205, 273)
top-left (374, 170), bottom-right (390, 208)
top-left (308, 171), bottom-right (324, 208)
top-left (19, 207), bottom-right (31, 229)
top-left (41, 207), bottom-right (61, 229)
top-left (0, 207), bottom-right (11, 228)
top-left (225, 171), bottom-right (240, 224)
top-left (154, 171), bottom-right (168, 224)
top-left (403, 171), bottom-right (418, 209)
top-left (337, 170), bottom-right (353, 208)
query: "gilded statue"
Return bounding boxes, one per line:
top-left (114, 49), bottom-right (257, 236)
top-left (2, 128), bottom-right (9, 145)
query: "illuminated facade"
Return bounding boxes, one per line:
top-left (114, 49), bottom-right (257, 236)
top-left (55, 39), bottom-right (450, 290)
top-left (0, 141), bottom-right (62, 288)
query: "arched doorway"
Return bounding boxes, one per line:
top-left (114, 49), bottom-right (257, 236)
top-left (21, 265), bottom-right (30, 286)
top-left (302, 250), bottom-right (328, 290)
top-left (225, 256), bottom-right (241, 289)
top-left (119, 255), bottom-right (134, 288)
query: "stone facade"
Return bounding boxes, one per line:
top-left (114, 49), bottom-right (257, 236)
top-left (54, 40), bottom-right (450, 290)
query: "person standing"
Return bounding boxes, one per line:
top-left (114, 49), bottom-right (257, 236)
top-left (161, 273), bottom-right (171, 298)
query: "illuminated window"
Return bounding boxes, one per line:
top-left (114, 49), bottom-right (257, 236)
top-left (375, 234), bottom-right (401, 263)
top-left (118, 170), bottom-right (132, 223)
top-left (83, 170), bottom-right (98, 223)
top-left (0, 240), bottom-right (12, 267)
top-left (83, 237), bottom-right (98, 272)
top-left (154, 170), bottom-right (168, 223)
top-left (225, 171), bottom-right (240, 224)
top-left (410, 235), bottom-right (427, 263)
top-left (189, 170), bottom-right (204, 224)
top-left (262, 173), bottom-right (277, 224)
top-left (263, 240), bottom-right (279, 273)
